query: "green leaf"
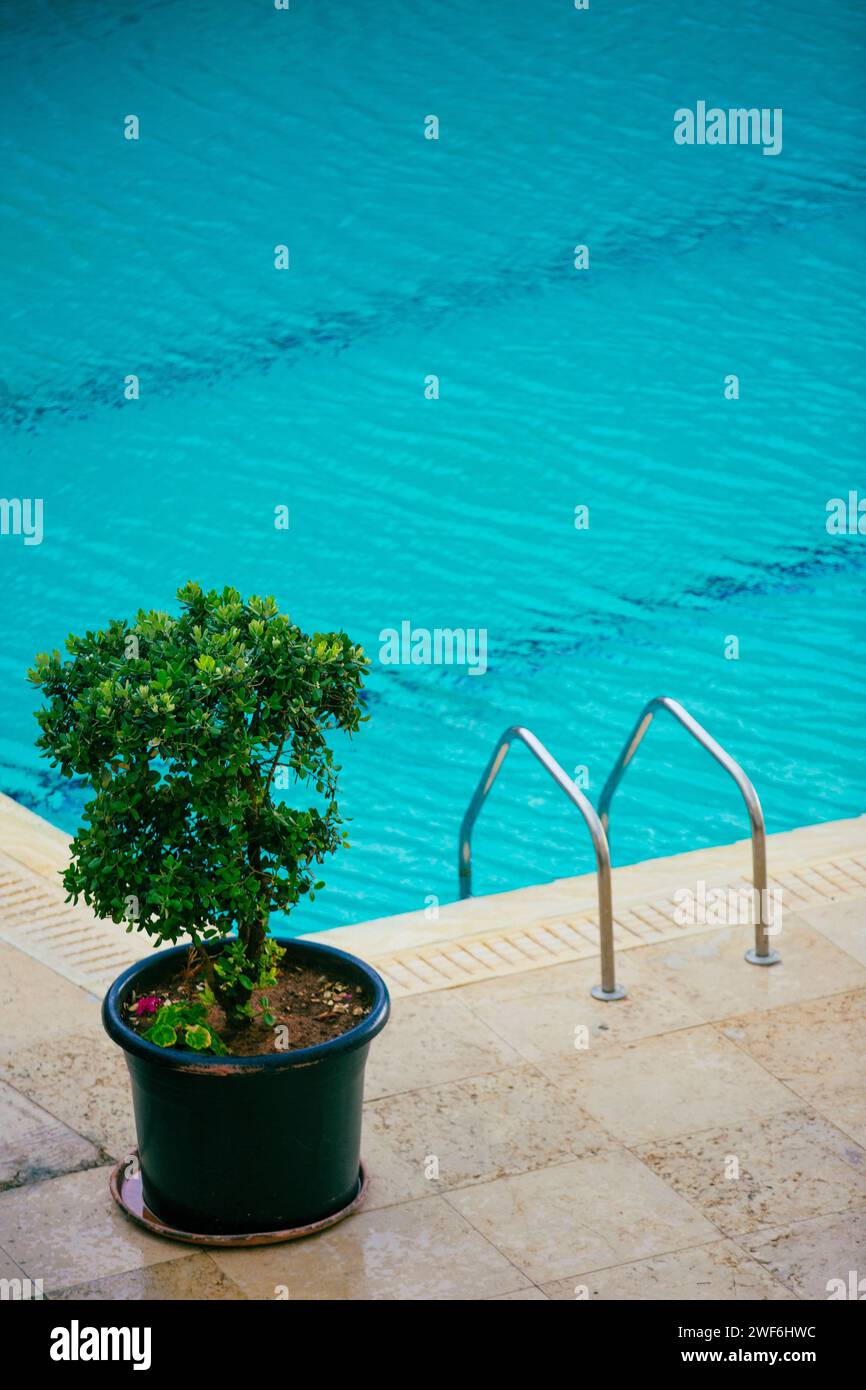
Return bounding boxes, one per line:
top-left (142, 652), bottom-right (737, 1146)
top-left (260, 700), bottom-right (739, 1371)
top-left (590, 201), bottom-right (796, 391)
top-left (144, 1022), bottom-right (178, 1048)
top-left (184, 1024), bottom-right (212, 1051)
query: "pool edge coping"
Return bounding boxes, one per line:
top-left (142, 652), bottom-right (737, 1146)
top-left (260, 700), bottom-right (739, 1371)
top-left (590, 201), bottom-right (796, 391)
top-left (2, 788), bottom-right (864, 971)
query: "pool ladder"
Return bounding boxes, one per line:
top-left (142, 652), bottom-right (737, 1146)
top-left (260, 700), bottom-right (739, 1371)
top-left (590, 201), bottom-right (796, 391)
top-left (458, 696), bottom-right (781, 1002)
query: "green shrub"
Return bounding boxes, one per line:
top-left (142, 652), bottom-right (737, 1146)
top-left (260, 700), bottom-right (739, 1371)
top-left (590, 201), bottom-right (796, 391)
top-left (29, 581), bottom-right (368, 1029)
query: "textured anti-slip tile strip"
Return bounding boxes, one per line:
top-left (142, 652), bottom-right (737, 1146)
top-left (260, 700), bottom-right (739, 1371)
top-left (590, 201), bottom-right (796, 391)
top-left (1, 845), bottom-right (865, 999)
top-left (372, 853), bottom-right (866, 997)
top-left (0, 850), bottom-right (141, 995)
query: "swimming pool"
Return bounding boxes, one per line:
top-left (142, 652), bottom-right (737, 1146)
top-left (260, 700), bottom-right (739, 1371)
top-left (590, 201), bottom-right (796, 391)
top-left (1, 0), bottom-right (864, 934)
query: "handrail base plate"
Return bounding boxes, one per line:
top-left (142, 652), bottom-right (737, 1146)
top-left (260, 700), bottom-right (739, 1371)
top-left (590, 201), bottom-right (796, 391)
top-left (591, 983), bottom-right (628, 1002)
top-left (744, 947), bottom-right (782, 967)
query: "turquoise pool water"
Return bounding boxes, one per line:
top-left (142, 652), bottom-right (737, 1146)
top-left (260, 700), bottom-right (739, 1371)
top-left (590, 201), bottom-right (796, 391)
top-left (1, 1), bottom-right (864, 934)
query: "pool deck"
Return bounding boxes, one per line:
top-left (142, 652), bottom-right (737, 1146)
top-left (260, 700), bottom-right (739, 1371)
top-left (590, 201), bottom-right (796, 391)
top-left (1, 791), bottom-right (865, 1300)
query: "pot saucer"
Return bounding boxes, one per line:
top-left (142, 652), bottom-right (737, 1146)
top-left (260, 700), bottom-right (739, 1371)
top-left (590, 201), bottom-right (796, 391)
top-left (109, 1152), bottom-right (368, 1247)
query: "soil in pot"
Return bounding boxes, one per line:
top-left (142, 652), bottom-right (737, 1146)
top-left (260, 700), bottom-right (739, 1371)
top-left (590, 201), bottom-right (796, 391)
top-left (124, 951), bottom-right (374, 1057)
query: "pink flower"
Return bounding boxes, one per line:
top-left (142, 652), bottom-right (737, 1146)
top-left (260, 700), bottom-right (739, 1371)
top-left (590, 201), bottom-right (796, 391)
top-left (134, 995), bottom-right (162, 1018)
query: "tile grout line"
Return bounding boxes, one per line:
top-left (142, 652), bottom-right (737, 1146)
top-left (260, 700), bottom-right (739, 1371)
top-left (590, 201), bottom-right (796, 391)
top-left (708, 1025), bottom-right (866, 1157)
top-left (437, 1184), bottom-right (560, 1293)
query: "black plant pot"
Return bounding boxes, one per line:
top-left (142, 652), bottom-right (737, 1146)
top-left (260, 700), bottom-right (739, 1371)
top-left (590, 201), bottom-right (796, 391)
top-left (102, 936), bottom-right (390, 1237)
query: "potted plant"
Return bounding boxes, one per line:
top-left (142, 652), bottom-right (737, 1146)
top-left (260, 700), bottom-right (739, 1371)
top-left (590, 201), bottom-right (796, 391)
top-left (29, 581), bottom-right (390, 1238)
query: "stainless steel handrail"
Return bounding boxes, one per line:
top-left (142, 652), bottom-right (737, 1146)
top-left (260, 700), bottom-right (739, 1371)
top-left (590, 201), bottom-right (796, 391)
top-left (458, 726), bottom-right (626, 1000)
top-left (597, 696), bottom-right (780, 965)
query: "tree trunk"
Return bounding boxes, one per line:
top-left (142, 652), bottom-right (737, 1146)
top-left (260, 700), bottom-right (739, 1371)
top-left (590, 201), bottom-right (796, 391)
top-left (243, 911), bottom-right (268, 966)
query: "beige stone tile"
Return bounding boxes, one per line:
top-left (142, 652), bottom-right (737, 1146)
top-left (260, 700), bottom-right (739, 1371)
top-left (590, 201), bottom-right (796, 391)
top-left (540, 1026), bottom-right (794, 1145)
top-left (0, 1166), bottom-right (184, 1291)
top-left (456, 954), bottom-right (705, 1063)
top-left (738, 1209), bottom-right (866, 1300)
top-left (635, 922), bottom-right (866, 1023)
top-left (802, 1083), bottom-right (866, 1151)
top-left (0, 1031), bottom-right (135, 1161)
top-left (446, 1150), bottom-right (719, 1284)
top-left (363, 990), bottom-right (521, 1100)
top-left (541, 1239), bottom-right (797, 1300)
top-left (636, 1109), bottom-right (866, 1236)
top-left (212, 1196), bottom-right (530, 1300)
top-left (796, 898), bottom-right (866, 967)
top-left (717, 989), bottom-right (866, 1085)
top-left (0, 1080), bottom-right (99, 1187)
top-left (362, 1063), bottom-right (614, 1207)
top-left (52, 1254), bottom-right (247, 1301)
top-left (717, 990), bottom-right (866, 1145)
top-left (490, 1286), bottom-right (550, 1300)
top-left (0, 1243), bottom-right (29, 1281)
top-left (0, 942), bottom-right (101, 1048)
